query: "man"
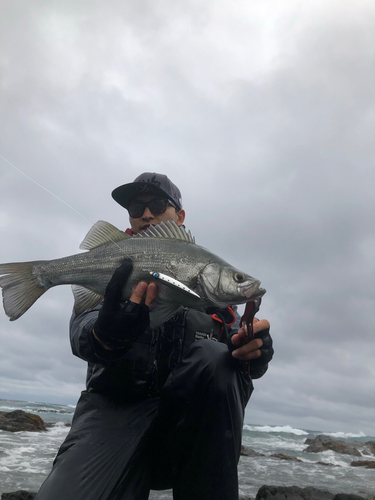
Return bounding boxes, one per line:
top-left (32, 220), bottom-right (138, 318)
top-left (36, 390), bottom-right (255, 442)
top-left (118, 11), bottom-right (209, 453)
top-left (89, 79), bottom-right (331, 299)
top-left (35, 173), bottom-right (273, 500)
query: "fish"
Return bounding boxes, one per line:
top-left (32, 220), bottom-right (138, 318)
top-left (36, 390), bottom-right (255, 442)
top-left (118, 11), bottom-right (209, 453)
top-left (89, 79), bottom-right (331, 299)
top-left (0, 220), bottom-right (266, 328)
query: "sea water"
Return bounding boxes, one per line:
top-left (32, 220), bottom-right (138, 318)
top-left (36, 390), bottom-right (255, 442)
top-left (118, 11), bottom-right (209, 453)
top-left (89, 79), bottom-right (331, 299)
top-left (1, 399), bottom-right (374, 499)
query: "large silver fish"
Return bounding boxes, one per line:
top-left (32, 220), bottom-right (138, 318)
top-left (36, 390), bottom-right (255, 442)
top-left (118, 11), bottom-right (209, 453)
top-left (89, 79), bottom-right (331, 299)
top-left (0, 220), bottom-right (266, 328)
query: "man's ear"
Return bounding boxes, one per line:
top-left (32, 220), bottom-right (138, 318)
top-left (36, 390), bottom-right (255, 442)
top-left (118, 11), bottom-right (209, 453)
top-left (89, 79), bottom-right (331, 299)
top-left (176, 209), bottom-right (185, 226)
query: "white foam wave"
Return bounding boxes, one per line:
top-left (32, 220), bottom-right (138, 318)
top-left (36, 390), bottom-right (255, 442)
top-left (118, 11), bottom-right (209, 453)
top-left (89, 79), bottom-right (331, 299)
top-left (23, 405), bottom-right (74, 414)
top-left (325, 431), bottom-right (366, 439)
top-left (244, 424), bottom-right (308, 436)
top-left (319, 450), bottom-right (352, 467)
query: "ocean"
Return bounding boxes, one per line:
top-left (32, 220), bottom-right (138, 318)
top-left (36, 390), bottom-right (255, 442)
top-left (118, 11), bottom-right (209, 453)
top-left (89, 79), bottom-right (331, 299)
top-left (0, 399), bottom-right (374, 499)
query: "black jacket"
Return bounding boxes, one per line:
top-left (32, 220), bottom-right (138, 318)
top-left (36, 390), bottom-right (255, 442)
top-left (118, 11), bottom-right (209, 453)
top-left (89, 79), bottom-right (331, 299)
top-left (70, 304), bottom-right (240, 402)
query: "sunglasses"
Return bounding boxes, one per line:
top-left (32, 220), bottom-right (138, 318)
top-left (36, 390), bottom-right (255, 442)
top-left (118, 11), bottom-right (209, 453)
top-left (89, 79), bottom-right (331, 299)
top-left (128, 198), bottom-right (177, 218)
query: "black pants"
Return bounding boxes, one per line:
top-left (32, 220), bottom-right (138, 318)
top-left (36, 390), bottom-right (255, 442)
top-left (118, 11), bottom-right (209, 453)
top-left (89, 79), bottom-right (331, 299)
top-left (35, 341), bottom-right (253, 500)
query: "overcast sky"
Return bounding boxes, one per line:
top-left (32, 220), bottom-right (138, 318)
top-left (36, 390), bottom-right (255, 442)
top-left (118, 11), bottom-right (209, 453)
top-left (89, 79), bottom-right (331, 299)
top-left (0, 0), bottom-right (374, 436)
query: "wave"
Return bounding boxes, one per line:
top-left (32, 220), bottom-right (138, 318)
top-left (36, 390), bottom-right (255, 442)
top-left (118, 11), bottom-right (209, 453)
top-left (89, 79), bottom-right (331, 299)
top-left (244, 424), bottom-right (309, 435)
top-left (0, 405), bottom-right (18, 411)
top-left (0, 399), bottom-right (75, 413)
top-left (28, 407), bottom-right (75, 414)
top-left (325, 431), bottom-right (367, 439)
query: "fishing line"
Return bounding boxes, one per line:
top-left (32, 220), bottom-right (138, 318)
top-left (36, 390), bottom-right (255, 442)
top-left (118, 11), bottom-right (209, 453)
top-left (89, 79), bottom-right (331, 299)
top-left (0, 153), bottom-right (124, 251)
top-left (0, 153), bottom-right (95, 226)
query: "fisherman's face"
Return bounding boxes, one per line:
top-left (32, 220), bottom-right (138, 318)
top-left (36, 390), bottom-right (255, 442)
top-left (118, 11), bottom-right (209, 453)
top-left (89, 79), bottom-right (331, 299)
top-left (129, 194), bottom-right (185, 234)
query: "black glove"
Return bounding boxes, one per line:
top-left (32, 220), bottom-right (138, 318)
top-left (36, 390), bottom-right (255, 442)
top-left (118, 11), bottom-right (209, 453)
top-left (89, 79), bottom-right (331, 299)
top-left (93, 261), bottom-right (150, 350)
top-left (249, 327), bottom-right (274, 379)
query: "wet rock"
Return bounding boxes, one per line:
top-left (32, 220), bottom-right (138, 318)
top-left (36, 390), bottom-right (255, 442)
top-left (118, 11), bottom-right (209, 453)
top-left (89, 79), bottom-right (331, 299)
top-left (270, 453), bottom-right (303, 462)
top-left (1, 491), bottom-right (37, 500)
top-left (361, 441), bottom-right (375, 456)
top-left (241, 445), bottom-right (265, 457)
top-left (255, 485), bottom-right (335, 499)
top-left (351, 460), bottom-right (375, 469)
top-left (316, 461), bottom-right (341, 467)
top-left (0, 410), bottom-right (46, 432)
top-left (332, 495), bottom-right (368, 500)
top-left (255, 486), bottom-right (368, 500)
top-left (303, 435), bottom-right (361, 457)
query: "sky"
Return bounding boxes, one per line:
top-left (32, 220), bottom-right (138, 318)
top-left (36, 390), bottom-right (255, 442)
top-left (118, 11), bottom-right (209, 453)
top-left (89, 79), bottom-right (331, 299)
top-left (0, 0), bottom-right (374, 436)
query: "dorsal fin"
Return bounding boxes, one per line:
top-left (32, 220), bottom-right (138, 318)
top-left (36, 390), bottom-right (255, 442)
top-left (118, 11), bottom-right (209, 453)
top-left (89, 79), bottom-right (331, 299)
top-left (80, 220), bottom-right (130, 250)
top-left (135, 221), bottom-right (195, 243)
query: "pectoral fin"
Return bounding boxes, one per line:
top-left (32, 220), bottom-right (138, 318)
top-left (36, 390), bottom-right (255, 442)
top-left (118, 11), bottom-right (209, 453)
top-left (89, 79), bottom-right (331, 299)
top-left (147, 273), bottom-right (202, 329)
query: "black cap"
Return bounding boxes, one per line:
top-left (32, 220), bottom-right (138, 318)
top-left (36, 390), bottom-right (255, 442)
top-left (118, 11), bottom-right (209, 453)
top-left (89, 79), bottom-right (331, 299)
top-left (112, 172), bottom-right (183, 210)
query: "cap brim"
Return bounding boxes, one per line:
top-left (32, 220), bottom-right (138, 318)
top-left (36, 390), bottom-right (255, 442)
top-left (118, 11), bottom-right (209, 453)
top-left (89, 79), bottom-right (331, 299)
top-left (112, 182), bottom-right (177, 209)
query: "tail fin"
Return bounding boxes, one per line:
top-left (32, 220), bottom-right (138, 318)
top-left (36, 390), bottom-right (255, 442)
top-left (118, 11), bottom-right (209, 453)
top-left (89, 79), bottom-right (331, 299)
top-left (0, 262), bottom-right (47, 321)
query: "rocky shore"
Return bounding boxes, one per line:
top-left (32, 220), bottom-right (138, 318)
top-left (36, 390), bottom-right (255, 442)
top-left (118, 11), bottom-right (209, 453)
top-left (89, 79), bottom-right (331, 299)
top-left (241, 433), bottom-right (375, 470)
top-left (1, 411), bottom-right (374, 499)
top-left (303, 435), bottom-right (375, 457)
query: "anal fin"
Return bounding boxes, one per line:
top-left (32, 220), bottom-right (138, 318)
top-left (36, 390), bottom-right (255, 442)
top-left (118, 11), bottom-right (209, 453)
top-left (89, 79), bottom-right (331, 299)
top-left (72, 285), bottom-right (104, 315)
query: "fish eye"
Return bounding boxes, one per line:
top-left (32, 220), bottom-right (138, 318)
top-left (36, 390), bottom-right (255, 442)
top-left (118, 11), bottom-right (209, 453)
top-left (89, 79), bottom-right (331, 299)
top-left (234, 272), bottom-right (245, 283)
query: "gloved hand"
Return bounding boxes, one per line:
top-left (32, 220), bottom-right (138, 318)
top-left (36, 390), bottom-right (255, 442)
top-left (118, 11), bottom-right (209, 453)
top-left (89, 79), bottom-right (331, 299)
top-left (249, 327), bottom-right (274, 379)
top-left (93, 261), bottom-right (150, 349)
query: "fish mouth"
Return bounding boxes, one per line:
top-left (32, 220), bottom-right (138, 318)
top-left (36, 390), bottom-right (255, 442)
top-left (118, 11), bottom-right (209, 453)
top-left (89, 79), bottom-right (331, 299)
top-left (239, 282), bottom-right (266, 299)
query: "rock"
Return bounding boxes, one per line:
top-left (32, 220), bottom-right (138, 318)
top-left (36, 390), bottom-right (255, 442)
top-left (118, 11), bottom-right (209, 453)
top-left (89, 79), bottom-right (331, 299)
top-left (270, 453), bottom-right (302, 462)
top-left (361, 441), bottom-right (375, 456)
top-left (255, 485), bottom-right (335, 500)
top-left (241, 445), bottom-right (265, 457)
top-left (254, 486), bottom-right (368, 500)
top-left (1, 491), bottom-right (37, 499)
top-left (332, 495), bottom-right (368, 500)
top-left (303, 435), bottom-right (361, 457)
top-left (0, 410), bottom-right (47, 432)
top-left (316, 461), bottom-right (341, 467)
top-left (351, 460), bottom-right (375, 469)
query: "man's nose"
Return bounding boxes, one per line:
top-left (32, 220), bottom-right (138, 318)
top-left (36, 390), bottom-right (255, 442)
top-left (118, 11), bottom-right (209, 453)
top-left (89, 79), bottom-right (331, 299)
top-left (142, 207), bottom-right (154, 219)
